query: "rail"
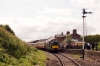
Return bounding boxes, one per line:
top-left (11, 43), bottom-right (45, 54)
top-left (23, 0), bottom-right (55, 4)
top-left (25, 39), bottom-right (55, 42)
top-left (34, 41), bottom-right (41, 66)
top-left (53, 53), bottom-right (65, 66)
top-left (59, 53), bottom-right (81, 66)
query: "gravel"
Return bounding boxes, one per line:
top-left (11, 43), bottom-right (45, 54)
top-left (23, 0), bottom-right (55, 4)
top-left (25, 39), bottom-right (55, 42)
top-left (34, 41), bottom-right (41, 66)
top-left (45, 51), bottom-right (100, 66)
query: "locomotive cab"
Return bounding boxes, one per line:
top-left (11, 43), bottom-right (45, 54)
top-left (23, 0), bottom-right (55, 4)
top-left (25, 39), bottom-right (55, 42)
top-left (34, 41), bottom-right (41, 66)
top-left (45, 36), bottom-right (61, 52)
top-left (47, 39), bottom-right (60, 51)
top-left (51, 41), bottom-right (60, 50)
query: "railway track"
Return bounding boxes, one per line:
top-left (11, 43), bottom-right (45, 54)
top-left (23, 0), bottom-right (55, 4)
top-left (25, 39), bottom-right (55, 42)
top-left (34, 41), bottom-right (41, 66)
top-left (53, 53), bottom-right (81, 66)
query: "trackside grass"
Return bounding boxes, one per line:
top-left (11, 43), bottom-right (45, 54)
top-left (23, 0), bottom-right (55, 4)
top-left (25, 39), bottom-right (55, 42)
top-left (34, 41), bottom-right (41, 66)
top-left (98, 42), bottom-right (100, 50)
top-left (0, 25), bottom-right (46, 66)
top-left (71, 54), bottom-right (81, 59)
top-left (0, 49), bottom-right (46, 66)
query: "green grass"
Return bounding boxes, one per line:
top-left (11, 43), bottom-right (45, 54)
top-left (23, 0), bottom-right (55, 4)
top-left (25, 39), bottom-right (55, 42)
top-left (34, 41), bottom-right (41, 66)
top-left (71, 54), bottom-right (81, 58)
top-left (98, 42), bottom-right (100, 50)
top-left (18, 50), bottom-right (46, 66)
top-left (0, 25), bottom-right (47, 66)
top-left (0, 50), bottom-right (46, 66)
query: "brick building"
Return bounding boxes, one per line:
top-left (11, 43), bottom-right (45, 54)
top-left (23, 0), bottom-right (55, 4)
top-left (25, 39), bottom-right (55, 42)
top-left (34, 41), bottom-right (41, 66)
top-left (67, 29), bottom-right (81, 41)
top-left (55, 29), bottom-right (81, 43)
top-left (66, 29), bottom-right (82, 49)
top-left (55, 32), bottom-right (66, 43)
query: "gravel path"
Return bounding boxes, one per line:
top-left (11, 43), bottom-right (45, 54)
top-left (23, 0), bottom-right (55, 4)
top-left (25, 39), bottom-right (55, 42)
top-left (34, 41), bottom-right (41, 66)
top-left (45, 52), bottom-right (100, 66)
top-left (63, 54), bottom-right (100, 66)
top-left (45, 52), bottom-right (61, 66)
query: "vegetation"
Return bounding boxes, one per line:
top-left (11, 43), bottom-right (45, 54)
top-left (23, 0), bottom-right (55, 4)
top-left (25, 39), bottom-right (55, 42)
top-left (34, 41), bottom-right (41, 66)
top-left (64, 34), bottom-right (100, 50)
top-left (63, 35), bottom-right (72, 45)
top-left (97, 42), bottom-right (100, 50)
top-left (84, 34), bottom-right (100, 42)
top-left (0, 24), bottom-right (46, 66)
top-left (84, 34), bottom-right (100, 50)
top-left (72, 54), bottom-right (81, 58)
top-left (1, 24), bottom-right (15, 35)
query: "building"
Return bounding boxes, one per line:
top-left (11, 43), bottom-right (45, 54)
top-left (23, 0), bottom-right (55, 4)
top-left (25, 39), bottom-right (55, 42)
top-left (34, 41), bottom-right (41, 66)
top-left (67, 29), bottom-right (81, 41)
top-left (66, 29), bottom-right (82, 49)
top-left (55, 32), bottom-right (66, 43)
top-left (55, 29), bottom-right (81, 43)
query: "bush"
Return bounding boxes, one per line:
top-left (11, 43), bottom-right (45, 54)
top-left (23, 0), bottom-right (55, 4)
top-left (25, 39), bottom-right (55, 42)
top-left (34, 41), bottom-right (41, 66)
top-left (0, 24), bottom-right (46, 66)
top-left (0, 27), bottom-right (35, 58)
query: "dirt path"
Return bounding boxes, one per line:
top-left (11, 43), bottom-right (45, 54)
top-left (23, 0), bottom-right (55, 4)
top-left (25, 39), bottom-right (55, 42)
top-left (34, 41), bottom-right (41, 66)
top-left (45, 51), bottom-right (100, 66)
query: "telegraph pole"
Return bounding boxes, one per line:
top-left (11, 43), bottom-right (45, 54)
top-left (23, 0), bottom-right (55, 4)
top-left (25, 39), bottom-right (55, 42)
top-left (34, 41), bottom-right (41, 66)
top-left (82, 9), bottom-right (92, 60)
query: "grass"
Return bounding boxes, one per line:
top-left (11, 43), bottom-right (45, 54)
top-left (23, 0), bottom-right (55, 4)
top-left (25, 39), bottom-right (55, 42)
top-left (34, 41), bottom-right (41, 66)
top-left (0, 25), bottom-right (47, 66)
top-left (97, 42), bottom-right (100, 50)
top-left (71, 54), bottom-right (81, 59)
top-left (0, 48), bottom-right (47, 66)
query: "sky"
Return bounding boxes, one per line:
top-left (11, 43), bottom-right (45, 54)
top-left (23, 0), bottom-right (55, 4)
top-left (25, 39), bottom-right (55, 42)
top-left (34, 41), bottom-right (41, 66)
top-left (0, 0), bottom-right (100, 42)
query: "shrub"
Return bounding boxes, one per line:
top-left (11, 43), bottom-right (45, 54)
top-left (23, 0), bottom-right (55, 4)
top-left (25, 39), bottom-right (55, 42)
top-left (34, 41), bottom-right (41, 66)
top-left (0, 25), bottom-right (46, 66)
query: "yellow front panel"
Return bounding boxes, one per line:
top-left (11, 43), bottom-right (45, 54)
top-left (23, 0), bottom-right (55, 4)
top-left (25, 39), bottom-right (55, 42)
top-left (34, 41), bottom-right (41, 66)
top-left (52, 46), bottom-right (59, 48)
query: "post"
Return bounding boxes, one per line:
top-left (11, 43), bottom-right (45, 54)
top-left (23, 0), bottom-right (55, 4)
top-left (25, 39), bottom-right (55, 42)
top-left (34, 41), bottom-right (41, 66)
top-left (82, 8), bottom-right (92, 60)
top-left (82, 13), bottom-right (85, 60)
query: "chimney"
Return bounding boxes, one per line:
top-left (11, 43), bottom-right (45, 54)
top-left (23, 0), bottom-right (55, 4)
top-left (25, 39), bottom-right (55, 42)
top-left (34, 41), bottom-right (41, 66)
top-left (73, 29), bottom-right (77, 34)
top-left (61, 32), bottom-right (63, 35)
top-left (66, 31), bottom-right (70, 35)
top-left (55, 35), bottom-right (56, 38)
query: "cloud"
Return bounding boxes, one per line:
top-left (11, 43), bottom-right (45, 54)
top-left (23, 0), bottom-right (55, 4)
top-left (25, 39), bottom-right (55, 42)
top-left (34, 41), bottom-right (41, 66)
top-left (0, 16), bottom-right (80, 41)
top-left (70, 0), bottom-right (98, 8)
top-left (36, 7), bottom-right (72, 16)
top-left (0, 0), bottom-right (100, 42)
top-left (36, 28), bottom-right (43, 31)
top-left (0, 14), bottom-right (98, 42)
top-left (69, 0), bottom-right (100, 36)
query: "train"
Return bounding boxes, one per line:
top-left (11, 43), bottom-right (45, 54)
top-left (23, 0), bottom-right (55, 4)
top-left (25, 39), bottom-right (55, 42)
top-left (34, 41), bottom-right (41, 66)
top-left (30, 36), bottom-right (61, 52)
top-left (45, 37), bottom-right (60, 52)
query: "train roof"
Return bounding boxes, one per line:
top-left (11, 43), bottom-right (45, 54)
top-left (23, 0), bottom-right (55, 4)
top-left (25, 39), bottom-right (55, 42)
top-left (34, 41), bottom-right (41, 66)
top-left (45, 36), bottom-right (56, 43)
top-left (36, 39), bottom-right (47, 43)
top-left (29, 39), bottom-right (47, 43)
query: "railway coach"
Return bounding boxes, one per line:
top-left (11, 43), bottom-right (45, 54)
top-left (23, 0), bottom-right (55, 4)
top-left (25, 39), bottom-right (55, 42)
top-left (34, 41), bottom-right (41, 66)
top-left (30, 36), bottom-right (61, 52)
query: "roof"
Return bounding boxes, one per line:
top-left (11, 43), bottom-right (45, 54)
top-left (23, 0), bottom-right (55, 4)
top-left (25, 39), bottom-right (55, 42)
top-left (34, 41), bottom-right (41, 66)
top-left (45, 36), bottom-right (55, 43)
top-left (55, 34), bottom-right (66, 37)
top-left (71, 33), bottom-right (81, 36)
top-left (36, 39), bottom-right (47, 43)
top-left (30, 39), bottom-right (47, 43)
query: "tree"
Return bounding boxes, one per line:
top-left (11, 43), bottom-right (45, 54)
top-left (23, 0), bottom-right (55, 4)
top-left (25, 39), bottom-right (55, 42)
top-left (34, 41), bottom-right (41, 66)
top-left (63, 35), bottom-right (72, 45)
top-left (4, 25), bottom-right (15, 35)
top-left (84, 34), bottom-right (100, 42)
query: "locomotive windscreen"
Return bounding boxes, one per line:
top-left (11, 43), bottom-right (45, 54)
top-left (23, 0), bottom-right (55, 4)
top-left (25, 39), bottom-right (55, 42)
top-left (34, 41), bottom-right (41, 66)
top-left (49, 39), bottom-right (59, 45)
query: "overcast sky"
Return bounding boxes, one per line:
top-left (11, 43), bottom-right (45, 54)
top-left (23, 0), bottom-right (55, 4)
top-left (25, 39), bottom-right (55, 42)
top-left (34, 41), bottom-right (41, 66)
top-left (0, 0), bottom-right (100, 42)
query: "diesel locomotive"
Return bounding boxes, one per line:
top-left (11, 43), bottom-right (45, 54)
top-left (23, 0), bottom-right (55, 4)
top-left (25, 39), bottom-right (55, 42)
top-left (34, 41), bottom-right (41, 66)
top-left (30, 36), bottom-right (61, 52)
top-left (45, 38), bottom-right (60, 52)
